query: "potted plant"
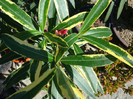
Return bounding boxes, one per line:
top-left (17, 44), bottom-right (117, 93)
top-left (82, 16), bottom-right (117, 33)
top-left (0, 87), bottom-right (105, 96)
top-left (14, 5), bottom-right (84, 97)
top-left (0, 0), bottom-right (133, 98)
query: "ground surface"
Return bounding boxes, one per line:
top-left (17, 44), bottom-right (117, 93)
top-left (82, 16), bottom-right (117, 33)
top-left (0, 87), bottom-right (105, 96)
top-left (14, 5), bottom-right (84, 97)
top-left (97, 80), bottom-right (133, 99)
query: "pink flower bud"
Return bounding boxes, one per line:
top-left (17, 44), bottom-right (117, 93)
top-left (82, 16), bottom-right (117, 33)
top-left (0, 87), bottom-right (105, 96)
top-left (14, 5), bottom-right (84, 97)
top-left (58, 29), bottom-right (68, 35)
top-left (59, 31), bottom-right (62, 35)
top-left (55, 30), bottom-right (59, 34)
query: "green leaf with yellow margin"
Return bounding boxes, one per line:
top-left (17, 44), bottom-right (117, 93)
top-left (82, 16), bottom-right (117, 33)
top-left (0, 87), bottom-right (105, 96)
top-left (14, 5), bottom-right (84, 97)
top-left (64, 70), bottom-right (85, 99)
top-left (30, 60), bottom-right (43, 82)
top-left (51, 12), bottom-right (88, 32)
top-left (81, 35), bottom-right (133, 67)
top-left (40, 63), bottom-right (50, 76)
top-left (0, 30), bottom-right (42, 55)
top-left (53, 67), bottom-right (76, 99)
top-left (0, 11), bottom-right (24, 31)
top-left (71, 84), bottom-right (86, 99)
top-left (14, 30), bottom-right (42, 40)
top-left (64, 33), bottom-right (78, 47)
top-left (61, 54), bottom-right (116, 67)
top-left (73, 43), bottom-right (103, 94)
top-left (43, 32), bottom-right (68, 47)
top-left (82, 67), bottom-right (104, 94)
top-left (38, 0), bottom-right (51, 32)
top-left (73, 43), bottom-right (84, 55)
top-left (55, 46), bottom-right (68, 63)
top-left (64, 65), bottom-right (96, 98)
top-left (48, 0), bottom-right (56, 19)
top-left (54, 0), bottom-right (69, 21)
top-left (55, 33), bottom-right (78, 63)
top-left (1, 33), bottom-right (53, 62)
top-left (81, 27), bottom-right (112, 38)
top-left (39, 39), bottom-right (47, 50)
top-left (79, 0), bottom-right (111, 35)
top-left (43, 33), bottom-right (75, 63)
top-left (0, 0), bottom-right (37, 30)
top-left (7, 68), bottom-right (56, 99)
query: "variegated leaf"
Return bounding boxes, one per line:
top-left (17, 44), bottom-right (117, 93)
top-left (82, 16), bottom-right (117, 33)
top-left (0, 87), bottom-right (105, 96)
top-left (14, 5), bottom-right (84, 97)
top-left (0, 0), bottom-right (38, 30)
top-left (81, 35), bottom-right (133, 67)
top-left (79, 0), bottom-right (111, 35)
top-left (1, 33), bottom-right (53, 62)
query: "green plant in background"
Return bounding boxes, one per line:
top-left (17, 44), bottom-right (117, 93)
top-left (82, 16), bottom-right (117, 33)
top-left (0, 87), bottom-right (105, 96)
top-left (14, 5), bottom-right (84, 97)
top-left (104, 0), bottom-right (128, 22)
top-left (0, 0), bottom-right (133, 99)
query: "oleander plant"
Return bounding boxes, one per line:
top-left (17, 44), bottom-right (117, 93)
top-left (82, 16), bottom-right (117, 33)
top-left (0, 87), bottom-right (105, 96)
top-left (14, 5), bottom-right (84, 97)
top-left (0, 0), bottom-right (133, 99)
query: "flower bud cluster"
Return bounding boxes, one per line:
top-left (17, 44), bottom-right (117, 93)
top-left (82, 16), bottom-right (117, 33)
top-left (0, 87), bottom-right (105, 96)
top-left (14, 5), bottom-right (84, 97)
top-left (55, 29), bottom-right (68, 35)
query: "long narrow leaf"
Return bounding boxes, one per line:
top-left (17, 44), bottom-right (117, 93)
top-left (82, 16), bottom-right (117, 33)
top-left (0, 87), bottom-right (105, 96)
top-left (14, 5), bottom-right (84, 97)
top-left (82, 67), bottom-right (104, 94)
top-left (7, 68), bottom-right (56, 99)
top-left (30, 60), bottom-right (43, 82)
top-left (55, 33), bottom-right (78, 63)
top-left (14, 30), bottom-right (42, 40)
top-left (73, 43), bottom-right (84, 55)
top-left (55, 46), bottom-right (68, 63)
top-left (43, 32), bottom-right (68, 47)
top-left (64, 33), bottom-right (78, 47)
top-left (0, 0), bottom-right (37, 30)
top-left (1, 33), bottom-right (53, 62)
top-left (48, 0), bottom-right (56, 19)
top-left (117, 0), bottom-right (127, 19)
top-left (38, 0), bottom-right (51, 31)
top-left (52, 12), bottom-right (88, 32)
top-left (79, 0), bottom-right (111, 35)
top-left (61, 54), bottom-right (116, 67)
top-left (71, 84), bottom-right (86, 99)
top-left (51, 80), bottom-right (63, 99)
top-left (54, 67), bottom-right (76, 99)
top-left (0, 12), bottom-right (24, 31)
top-left (64, 65), bottom-right (96, 98)
top-left (54, 0), bottom-right (69, 21)
top-left (48, 0), bottom-right (57, 31)
top-left (39, 39), bottom-right (47, 50)
top-left (104, 1), bottom-right (114, 22)
top-left (73, 44), bottom-right (103, 94)
top-left (81, 27), bottom-right (112, 38)
top-left (40, 63), bottom-right (50, 76)
top-left (68, 0), bottom-right (75, 8)
top-left (81, 35), bottom-right (133, 67)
